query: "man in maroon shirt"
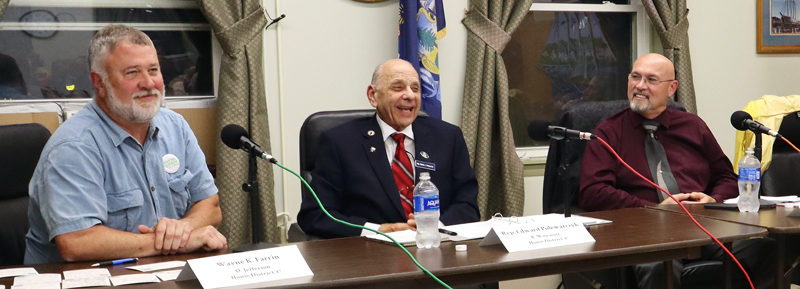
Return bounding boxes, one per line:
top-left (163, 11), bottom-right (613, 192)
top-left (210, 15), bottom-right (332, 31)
top-left (578, 53), bottom-right (772, 289)
top-left (579, 53), bottom-right (738, 210)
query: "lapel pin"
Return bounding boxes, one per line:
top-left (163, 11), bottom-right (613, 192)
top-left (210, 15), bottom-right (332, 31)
top-left (367, 130), bottom-right (375, 136)
top-left (370, 146), bottom-right (376, 152)
top-left (420, 151), bottom-right (429, 159)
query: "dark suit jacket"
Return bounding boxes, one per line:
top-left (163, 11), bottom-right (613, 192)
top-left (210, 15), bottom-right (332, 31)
top-left (297, 115), bottom-right (480, 238)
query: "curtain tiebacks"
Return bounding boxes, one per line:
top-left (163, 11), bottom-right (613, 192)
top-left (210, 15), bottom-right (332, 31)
top-left (462, 9), bottom-right (511, 53)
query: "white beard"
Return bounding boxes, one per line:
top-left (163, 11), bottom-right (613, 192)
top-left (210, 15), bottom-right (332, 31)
top-left (629, 96), bottom-right (650, 114)
top-left (104, 80), bottom-right (164, 123)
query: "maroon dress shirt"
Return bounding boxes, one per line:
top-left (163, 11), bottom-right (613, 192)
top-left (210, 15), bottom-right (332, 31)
top-left (579, 108), bottom-right (738, 211)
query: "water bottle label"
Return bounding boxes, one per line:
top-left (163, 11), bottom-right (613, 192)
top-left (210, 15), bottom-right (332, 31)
top-left (738, 167), bottom-right (760, 182)
top-left (413, 195), bottom-right (440, 212)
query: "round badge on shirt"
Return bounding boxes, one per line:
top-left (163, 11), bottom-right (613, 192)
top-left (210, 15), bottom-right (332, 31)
top-left (162, 154), bottom-right (180, 174)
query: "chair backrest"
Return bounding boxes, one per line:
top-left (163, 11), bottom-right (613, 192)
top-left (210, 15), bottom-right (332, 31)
top-left (542, 100), bottom-right (685, 214)
top-left (292, 110), bottom-right (375, 242)
top-left (0, 123), bottom-right (51, 266)
top-left (299, 109), bottom-right (376, 179)
top-left (762, 111), bottom-right (800, 196)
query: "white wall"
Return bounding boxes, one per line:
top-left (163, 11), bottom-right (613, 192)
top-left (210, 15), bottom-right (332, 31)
top-left (688, 0), bottom-right (800, 158)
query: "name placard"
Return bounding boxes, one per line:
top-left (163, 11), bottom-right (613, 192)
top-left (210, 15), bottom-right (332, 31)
top-left (479, 218), bottom-right (595, 252)
top-left (176, 245), bottom-right (313, 289)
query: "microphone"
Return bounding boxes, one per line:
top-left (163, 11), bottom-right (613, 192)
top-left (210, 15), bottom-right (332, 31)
top-left (221, 124), bottom-right (277, 163)
top-left (528, 120), bottom-right (595, 141)
top-left (730, 111), bottom-right (780, 137)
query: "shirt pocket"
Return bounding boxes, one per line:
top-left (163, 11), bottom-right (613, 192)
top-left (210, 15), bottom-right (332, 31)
top-left (106, 189), bottom-right (144, 232)
top-left (167, 170), bottom-right (194, 214)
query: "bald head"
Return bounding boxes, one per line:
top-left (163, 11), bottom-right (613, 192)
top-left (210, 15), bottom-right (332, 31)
top-left (627, 53), bottom-right (679, 119)
top-left (634, 53), bottom-right (675, 80)
top-left (367, 59), bottom-right (421, 131)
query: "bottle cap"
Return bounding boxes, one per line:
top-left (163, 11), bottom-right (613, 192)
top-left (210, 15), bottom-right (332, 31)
top-left (455, 244), bottom-right (467, 252)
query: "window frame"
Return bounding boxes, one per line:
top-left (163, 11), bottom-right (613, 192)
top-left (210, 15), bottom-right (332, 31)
top-left (0, 0), bottom-right (219, 111)
top-left (516, 1), bottom-right (650, 165)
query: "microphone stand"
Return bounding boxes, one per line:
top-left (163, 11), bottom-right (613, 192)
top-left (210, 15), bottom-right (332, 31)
top-left (755, 133), bottom-right (762, 161)
top-left (232, 150), bottom-right (276, 252)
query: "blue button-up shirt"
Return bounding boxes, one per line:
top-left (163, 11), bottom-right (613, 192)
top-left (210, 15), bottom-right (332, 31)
top-left (25, 101), bottom-right (217, 264)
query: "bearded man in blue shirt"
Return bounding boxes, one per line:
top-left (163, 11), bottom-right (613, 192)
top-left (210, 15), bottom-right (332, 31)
top-left (25, 24), bottom-right (227, 264)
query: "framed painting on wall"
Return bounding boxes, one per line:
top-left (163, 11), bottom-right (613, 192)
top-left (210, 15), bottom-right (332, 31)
top-left (758, 0), bottom-right (800, 53)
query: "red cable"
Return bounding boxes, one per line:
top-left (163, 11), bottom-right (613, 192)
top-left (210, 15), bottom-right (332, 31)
top-left (594, 136), bottom-right (755, 289)
top-left (780, 135), bottom-right (800, 153)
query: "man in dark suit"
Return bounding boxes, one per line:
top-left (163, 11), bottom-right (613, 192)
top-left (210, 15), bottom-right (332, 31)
top-left (297, 59), bottom-right (480, 238)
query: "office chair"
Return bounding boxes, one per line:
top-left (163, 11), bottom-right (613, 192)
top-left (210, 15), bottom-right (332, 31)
top-left (0, 123), bottom-right (51, 266)
top-left (541, 100), bottom-right (724, 289)
top-left (761, 111), bottom-right (800, 196)
top-left (288, 109), bottom-right (377, 242)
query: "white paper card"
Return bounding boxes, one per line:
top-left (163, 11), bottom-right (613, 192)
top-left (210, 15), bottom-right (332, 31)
top-left (126, 261), bottom-right (186, 272)
top-left (11, 284), bottom-right (61, 289)
top-left (60, 276), bottom-right (110, 289)
top-left (364, 229), bottom-right (418, 245)
top-left (61, 268), bottom-right (110, 280)
top-left (176, 245), bottom-right (314, 289)
top-left (109, 273), bottom-right (160, 286)
top-left (13, 273), bottom-right (61, 285)
top-left (480, 218), bottom-right (595, 252)
top-left (444, 220), bottom-right (493, 241)
top-left (153, 269), bottom-right (183, 281)
top-left (0, 268), bottom-right (37, 279)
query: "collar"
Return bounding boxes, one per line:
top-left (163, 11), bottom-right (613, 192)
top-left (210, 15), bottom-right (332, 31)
top-left (629, 108), bottom-right (674, 131)
top-left (376, 114), bottom-right (414, 142)
top-left (89, 100), bottom-right (160, 147)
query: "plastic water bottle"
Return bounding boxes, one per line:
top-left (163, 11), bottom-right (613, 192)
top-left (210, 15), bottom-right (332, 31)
top-left (738, 147), bottom-right (761, 212)
top-left (413, 172), bottom-right (441, 248)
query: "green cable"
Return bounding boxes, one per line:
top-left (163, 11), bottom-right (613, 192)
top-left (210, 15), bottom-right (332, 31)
top-left (274, 162), bottom-right (453, 289)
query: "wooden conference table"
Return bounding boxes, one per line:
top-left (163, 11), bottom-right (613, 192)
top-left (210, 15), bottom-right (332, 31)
top-left (0, 208), bottom-right (766, 289)
top-left (651, 204), bottom-right (800, 289)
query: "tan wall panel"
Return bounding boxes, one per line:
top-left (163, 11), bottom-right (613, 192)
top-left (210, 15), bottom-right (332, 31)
top-left (0, 113), bottom-right (60, 134)
top-left (173, 107), bottom-right (217, 165)
top-left (0, 108), bottom-right (217, 165)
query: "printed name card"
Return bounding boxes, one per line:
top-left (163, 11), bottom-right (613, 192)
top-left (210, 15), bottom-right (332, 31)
top-left (480, 218), bottom-right (595, 252)
top-left (176, 245), bottom-right (313, 289)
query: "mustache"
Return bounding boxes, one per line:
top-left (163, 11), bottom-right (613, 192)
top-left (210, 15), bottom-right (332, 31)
top-left (131, 89), bottom-right (163, 99)
top-left (633, 90), bottom-right (650, 98)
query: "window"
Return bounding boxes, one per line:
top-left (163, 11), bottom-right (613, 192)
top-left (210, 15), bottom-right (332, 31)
top-left (504, 1), bottom-right (649, 162)
top-left (0, 0), bottom-right (214, 102)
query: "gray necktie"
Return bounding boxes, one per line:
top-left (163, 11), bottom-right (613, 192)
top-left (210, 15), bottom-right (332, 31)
top-left (643, 120), bottom-right (679, 201)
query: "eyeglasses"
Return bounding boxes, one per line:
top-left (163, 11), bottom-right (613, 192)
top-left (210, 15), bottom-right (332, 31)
top-left (628, 73), bottom-right (674, 86)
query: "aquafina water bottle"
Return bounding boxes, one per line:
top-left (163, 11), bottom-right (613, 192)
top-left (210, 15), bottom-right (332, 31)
top-left (738, 147), bottom-right (761, 212)
top-left (413, 172), bottom-right (441, 248)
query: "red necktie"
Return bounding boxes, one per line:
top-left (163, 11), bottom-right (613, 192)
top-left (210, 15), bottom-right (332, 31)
top-left (391, 133), bottom-right (414, 216)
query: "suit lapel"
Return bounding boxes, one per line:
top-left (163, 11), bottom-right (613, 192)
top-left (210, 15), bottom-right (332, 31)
top-left (361, 117), bottom-right (406, 219)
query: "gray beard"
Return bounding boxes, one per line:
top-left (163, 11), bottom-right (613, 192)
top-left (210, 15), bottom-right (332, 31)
top-left (629, 98), bottom-right (650, 114)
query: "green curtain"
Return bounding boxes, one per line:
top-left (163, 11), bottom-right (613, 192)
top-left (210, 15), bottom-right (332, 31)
top-left (198, 0), bottom-right (280, 247)
top-left (641, 0), bottom-right (696, 113)
top-left (460, 0), bottom-right (532, 220)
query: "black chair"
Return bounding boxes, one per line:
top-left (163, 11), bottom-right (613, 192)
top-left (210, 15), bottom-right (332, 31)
top-left (288, 109), bottom-right (377, 242)
top-left (761, 111), bottom-right (800, 196)
top-left (0, 123), bottom-right (51, 266)
top-left (541, 100), bottom-right (724, 289)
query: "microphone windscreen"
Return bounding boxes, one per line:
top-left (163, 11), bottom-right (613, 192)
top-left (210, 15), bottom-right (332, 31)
top-left (528, 120), bottom-right (552, 141)
top-left (221, 124), bottom-right (248, 149)
top-left (730, 111), bottom-right (752, 131)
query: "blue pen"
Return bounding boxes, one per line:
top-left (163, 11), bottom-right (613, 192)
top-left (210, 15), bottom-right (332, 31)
top-left (91, 257), bottom-right (138, 267)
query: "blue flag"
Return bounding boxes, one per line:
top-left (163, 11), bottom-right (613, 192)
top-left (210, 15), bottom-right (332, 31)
top-left (399, 0), bottom-right (446, 119)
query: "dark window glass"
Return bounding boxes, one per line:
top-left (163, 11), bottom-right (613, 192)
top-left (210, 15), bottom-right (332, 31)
top-left (3, 6), bottom-right (207, 23)
top-left (504, 11), bottom-right (633, 147)
top-left (0, 5), bottom-right (212, 101)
